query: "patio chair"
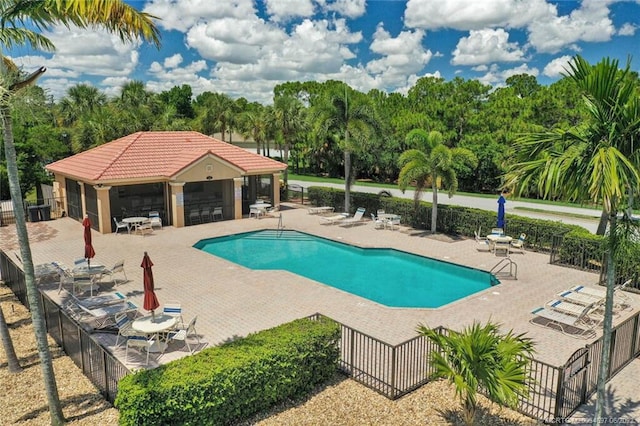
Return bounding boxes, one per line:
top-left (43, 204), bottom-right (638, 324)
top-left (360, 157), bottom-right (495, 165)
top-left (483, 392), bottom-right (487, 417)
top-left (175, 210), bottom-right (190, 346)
top-left (162, 301), bottom-right (185, 329)
top-left (199, 207), bottom-right (212, 223)
top-left (148, 211), bottom-right (162, 230)
top-left (249, 207), bottom-right (263, 219)
top-left (474, 231), bottom-right (491, 252)
top-left (167, 316), bottom-right (200, 354)
top-left (371, 213), bottom-right (384, 229)
top-left (493, 240), bottom-right (510, 257)
top-left (339, 207), bottom-right (366, 227)
top-left (212, 207), bottom-right (223, 221)
top-left (133, 219), bottom-right (153, 236)
top-left (101, 260), bottom-right (127, 285)
top-left (114, 311), bottom-right (137, 346)
top-left (387, 215), bottom-right (401, 231)
top-left (72, 274), bottom-right (99, 298)
top-left (530, 303), bottom-right (597, 338)
top-left (510, 233), bottom-right (527, 254)
top-left (125, 334), bottom-right (156, 366)
top-left (113, 217), bottom-right (130, 234)
top-left (189, 209), bottom-right (201, 225)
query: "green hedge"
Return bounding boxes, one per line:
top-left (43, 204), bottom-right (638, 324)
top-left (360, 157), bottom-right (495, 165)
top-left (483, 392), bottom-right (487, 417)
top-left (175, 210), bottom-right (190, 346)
top-left (115, 316), bottom-right (340, 426)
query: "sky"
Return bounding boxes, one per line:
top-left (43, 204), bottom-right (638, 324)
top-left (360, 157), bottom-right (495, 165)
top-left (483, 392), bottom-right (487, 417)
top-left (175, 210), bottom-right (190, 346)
top-left (8, 0), bottom-right (640, 105)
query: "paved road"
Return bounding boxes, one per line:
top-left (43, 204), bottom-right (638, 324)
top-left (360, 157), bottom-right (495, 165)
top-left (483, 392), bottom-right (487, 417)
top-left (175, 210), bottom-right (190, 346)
top-left (289, 180), bottom-right (601, 233)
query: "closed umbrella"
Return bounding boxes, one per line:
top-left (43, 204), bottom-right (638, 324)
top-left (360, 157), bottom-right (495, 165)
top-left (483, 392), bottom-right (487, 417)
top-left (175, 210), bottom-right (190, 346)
top-left (83, 215), bottom-right (95, 268)
top-left (497, 194), bottom-right (506, 229)
top-left (141, 251), bottom-right (160, 317)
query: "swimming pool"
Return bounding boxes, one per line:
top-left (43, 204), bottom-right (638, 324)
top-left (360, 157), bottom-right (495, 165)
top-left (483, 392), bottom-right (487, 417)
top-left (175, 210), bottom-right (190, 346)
top-left (194, 230), bottom-right (499, 308)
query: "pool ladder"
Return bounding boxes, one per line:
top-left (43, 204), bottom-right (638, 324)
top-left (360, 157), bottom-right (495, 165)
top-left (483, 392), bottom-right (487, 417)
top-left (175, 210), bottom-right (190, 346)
top-left (490, 257), bottom-right (518, 280)
top-left (277, 213), bottom-right (284, 237)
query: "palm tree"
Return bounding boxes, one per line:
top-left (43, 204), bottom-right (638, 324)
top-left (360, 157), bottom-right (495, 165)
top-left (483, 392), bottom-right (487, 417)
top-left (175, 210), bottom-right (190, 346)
top-left (417, 321), bottom-right (534, 425)
top-left (504, 55), bottom-right (640, 422)
top-left (311, 83), bottom-right (378, 212)
top-left (0, 2), bottom-right (160, 424)
top-left (273, 94), bottom-right (306, 185)
top-left (0, 305), bottom-right (21, 372)
top-left (398, 129), bottom-right (477, 233)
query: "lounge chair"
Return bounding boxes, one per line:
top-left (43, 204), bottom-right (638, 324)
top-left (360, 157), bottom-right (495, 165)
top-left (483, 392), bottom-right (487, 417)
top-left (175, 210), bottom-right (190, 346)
top-left (557, 290), bottom-right (603, 307)
top-left (571, 280), bottom-right (632, 307)
top-left (74, 291), bottom-right (127, 310)
top-left (76, 300), bottom-right (139, 329)
top-left (320, 212), bottom-right (349, 224)
top-left (339, 207), bottom-right (366, 227)
top-left (530, 303), bottom-right (597, 338)
top-left (546, 299), bottom-right (593, 317)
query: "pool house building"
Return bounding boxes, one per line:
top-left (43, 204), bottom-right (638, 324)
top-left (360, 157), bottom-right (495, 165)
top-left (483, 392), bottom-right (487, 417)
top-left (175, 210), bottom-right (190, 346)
top-left (45, 131), bottom-right (287, 233)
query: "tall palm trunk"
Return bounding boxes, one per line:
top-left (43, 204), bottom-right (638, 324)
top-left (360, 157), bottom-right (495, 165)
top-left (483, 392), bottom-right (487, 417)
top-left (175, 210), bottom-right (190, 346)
top-left (344, 149), bottom-right (351, 213)
top-left (594, 212), bottom-right (618, 422)
top-left (431, 182), bottom-right (438, 233)
top-left (0, 306), bottom-right (22, 372)
top-left (1, 105), bottom-right (65, 424)
top-left (596, 210), bottom-right (608, 235)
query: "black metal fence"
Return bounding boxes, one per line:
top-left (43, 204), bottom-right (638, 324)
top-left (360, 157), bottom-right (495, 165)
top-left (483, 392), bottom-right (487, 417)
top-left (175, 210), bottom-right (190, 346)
top-left (0, 252), bottom-right (128, 403)
top-left (284, 184), bottom-right (306, 204)
top-left (3, 249), bottom-right (640, 422)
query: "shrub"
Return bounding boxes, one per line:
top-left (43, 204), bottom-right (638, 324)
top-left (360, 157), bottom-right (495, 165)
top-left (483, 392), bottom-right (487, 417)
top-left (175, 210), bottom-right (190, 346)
top-left (115, 316), bottom-right (340, 425)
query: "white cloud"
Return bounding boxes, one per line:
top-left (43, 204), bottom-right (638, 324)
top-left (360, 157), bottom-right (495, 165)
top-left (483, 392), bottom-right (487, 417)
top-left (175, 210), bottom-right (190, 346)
top-left (265, 0), bottom-right (315, 22)
top-left (164, 54), bottom-right (183, 68)
top-left (542, 55), bottom-right (573, 78)
top-left (618, 23), bottom-right (637, 36)
top-left (477, 63), bottom-right (539, 86)
top-left (527, 0), bottom-right (616, 53)
top-left (318, 0), bottom-right (367, 19)
top-left (367, 25), bottom-right (432, 82)
top-left (143, 0), bottom-right (256, 32)
top-left (404, 0), bottom-right (554, 30)
top-left (452, 29), bottom-right (526, 65)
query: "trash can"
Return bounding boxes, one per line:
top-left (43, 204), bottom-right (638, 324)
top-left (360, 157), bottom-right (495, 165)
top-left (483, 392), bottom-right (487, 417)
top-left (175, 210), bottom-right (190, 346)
top-left (40, 205), bottom-right (51, 221)
top-left (28, 205), bottom-right (40, 222)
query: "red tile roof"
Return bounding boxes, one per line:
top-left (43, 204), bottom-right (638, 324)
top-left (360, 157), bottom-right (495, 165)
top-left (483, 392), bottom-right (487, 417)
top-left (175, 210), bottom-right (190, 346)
top-left (46, 131), bottom-right (286, 182)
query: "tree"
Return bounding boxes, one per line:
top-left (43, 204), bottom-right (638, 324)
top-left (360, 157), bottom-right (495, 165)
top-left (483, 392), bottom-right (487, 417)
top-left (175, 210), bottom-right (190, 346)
top-left (417, 322), bottom-right (534, 425)
top-left (273, 94), bottom-right (306, 185)
top-left (311, 83), bottom-right (378, 212)
top-left (504, 55), bottom-right (640, 423)
top-left (398, 129), bottom-right (477, 233)
top-left (0, 2), bottom-right (160, 424)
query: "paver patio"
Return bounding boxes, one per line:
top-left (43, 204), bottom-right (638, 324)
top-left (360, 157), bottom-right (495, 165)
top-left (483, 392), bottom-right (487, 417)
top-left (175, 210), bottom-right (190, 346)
top-left (2, 204), bottom-right (638, 371)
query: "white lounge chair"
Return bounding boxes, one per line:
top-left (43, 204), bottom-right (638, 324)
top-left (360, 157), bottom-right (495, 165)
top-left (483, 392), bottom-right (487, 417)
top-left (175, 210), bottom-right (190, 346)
top-left (340, 207), bottom-right (366, 227)
top-left (76, 300), bottom-right (139, 330)
top-left (571, 280), bottom-right (632, 307)
top-left (530, 303), bottom-right (597, 338)
top-left (557, 290), bottom-right (603, 307)
top-left (320, 213), bottom-right (349, 224)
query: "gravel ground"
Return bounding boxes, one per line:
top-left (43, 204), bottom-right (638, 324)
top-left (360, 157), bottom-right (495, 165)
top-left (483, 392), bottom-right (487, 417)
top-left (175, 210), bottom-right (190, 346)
top-left (1, 284), bottom-right (537, 425)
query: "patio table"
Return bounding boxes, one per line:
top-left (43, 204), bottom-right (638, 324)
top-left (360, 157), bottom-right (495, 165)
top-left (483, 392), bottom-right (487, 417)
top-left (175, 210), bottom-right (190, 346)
top-left (132, 314), bottom-right (177, 353)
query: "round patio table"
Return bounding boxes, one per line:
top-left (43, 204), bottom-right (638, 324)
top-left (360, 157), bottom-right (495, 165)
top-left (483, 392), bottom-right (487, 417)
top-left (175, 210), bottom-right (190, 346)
top-left (132, 314), bottom-right (177, 353)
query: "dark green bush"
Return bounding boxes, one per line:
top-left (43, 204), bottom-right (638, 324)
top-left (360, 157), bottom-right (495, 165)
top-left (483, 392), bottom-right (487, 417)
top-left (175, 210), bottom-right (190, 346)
top-left (115, 316), bottom-right (340, 426)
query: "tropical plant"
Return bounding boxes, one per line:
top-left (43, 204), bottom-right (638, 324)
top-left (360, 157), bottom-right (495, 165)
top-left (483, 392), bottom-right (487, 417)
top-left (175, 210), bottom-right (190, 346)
top-left (417, 322), bottom-right (534, 426)
top-left (311, 82), bottom-right (379, 212)
top-left (0, 1), bottom-right (160, 424)
top-left (398, 129), bottom-right (477, 233)
top-left (504, 55), bottom-right (640, 422)
top-left (274, 93), bottom-right (307, 184)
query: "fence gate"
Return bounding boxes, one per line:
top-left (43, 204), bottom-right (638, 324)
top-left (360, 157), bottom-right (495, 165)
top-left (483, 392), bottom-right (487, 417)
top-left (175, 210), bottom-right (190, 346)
top-left (555, 347), bottom-right (590, 421)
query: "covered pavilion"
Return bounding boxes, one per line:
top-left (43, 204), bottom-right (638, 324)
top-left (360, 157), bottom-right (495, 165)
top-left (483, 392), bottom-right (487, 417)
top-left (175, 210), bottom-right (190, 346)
top-left (45, 131), bottom-right (287, 233)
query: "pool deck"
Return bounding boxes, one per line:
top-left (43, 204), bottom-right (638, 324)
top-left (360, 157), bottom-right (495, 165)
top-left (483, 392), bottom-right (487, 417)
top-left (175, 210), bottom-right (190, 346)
top-left (2, 204), bottom-right (638, 371)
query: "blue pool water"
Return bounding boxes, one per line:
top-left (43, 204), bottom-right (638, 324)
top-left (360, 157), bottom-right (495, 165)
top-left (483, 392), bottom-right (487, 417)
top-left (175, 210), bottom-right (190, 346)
top-left (194, 230), bottom-right (498, 308)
